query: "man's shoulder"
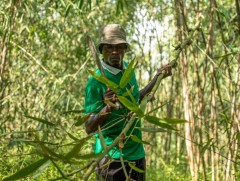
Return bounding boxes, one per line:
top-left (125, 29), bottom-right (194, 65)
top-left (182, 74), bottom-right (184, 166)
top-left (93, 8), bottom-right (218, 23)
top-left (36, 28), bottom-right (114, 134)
top-left (86, 69), bottom-right (105, 86)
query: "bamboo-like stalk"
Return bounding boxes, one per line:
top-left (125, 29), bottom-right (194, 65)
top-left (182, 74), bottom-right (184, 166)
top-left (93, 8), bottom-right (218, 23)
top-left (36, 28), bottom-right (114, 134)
top-left (0, 2), bottom-right (17, 114)
top-left (174, 0), bottom-right (202, 180)
top-left (235, 0), bottom-right (240, 33)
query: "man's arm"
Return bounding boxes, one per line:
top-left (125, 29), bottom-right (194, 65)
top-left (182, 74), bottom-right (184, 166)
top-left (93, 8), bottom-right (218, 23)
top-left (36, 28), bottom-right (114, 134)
top-left (139, 64), bottom-right (172, 102)
top-left (85, 105), bottom-right (113, 134)
top-left (85, 88), bottom-right (116, 134)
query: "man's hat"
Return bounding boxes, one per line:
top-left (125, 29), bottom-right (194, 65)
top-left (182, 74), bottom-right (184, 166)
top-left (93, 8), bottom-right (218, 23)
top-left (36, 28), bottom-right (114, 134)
top-left (98, 24), bottom-right (130, 53)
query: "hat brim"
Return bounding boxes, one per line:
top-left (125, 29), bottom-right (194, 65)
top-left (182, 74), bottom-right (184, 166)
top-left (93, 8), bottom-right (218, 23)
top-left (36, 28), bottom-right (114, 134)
top-left (98, 41), bottom-right (130, 54)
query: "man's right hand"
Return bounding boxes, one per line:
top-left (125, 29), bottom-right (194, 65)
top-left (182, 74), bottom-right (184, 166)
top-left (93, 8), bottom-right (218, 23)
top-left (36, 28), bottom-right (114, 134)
top-left (103, 88), bottom-right (119, 110)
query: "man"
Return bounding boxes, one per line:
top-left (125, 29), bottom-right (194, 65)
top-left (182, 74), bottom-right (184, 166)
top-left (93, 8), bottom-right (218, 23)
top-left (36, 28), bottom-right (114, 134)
top-left (84, 24), bottom-right (172, 181)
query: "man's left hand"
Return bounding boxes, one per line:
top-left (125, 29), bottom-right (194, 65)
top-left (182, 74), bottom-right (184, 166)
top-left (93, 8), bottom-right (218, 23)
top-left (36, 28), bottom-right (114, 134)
top-left (157, 64), bottom-right (173, 78)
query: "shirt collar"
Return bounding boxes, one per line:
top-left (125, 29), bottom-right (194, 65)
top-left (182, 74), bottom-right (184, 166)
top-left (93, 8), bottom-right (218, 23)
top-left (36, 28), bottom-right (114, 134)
top-left (101, 60), bottom-right (126, 75)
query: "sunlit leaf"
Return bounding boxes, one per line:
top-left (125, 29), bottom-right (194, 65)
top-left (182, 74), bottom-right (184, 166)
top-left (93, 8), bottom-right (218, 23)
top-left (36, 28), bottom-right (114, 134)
top-left (117, 95), bottom-right (144, 118)
top-left (119, 59), bottom-right (137, 88)
top-left (60, 0), bottom-right (66, 6)
top-left (144, 115), bottom-right (176, 130)
top-left (125, 88), bottom-right (138, 105)
top-left (128, 162), bottom-right (145, 173)
top-left (88, 70), bottom-right (120, 92)
top-left (2, 158), bottom-right (49, 181)
top-left (98, 126), bottom-right (107, 151)
top-left (161, 118), bottom-right (187, 124)
top-left (139, 93), bottom-right (148, 112)
top-left (122, 86), bottom-right (134, 97)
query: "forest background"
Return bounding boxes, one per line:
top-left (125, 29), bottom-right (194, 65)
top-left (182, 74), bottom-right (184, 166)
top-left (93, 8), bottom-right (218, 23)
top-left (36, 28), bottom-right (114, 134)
top-left (0, 0), bottom-right (239, 181)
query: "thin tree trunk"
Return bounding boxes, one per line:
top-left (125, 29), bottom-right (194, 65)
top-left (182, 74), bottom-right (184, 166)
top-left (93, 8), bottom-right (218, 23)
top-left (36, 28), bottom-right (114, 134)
top-left (175, 0), bottom-right (199, 180)
top-left (0, 2), bottom-right (18, 113)
top-left (228, 65), bottom-right (240, 181)
top-left (235, 0), bottom-right (240, 33)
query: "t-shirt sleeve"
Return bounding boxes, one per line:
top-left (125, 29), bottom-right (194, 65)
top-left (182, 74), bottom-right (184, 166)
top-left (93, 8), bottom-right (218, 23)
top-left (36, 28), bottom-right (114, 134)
top-left (84, 84), bottom-right (104, 114)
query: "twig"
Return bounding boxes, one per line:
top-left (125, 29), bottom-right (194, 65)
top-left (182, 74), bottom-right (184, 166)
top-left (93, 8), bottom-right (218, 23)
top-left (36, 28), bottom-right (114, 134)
top-left (120, 148), bottom-right (130, 180)
top-left (50, 160), bottom-right (95, 181)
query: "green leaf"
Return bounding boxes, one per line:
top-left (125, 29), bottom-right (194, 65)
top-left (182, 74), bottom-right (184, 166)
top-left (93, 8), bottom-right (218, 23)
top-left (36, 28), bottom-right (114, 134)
top-left (136, 127), bottom-right (167, 133)
top-left (116, 0), bottom-right (123, 14)
top-left (32, 160), bottom-right (51, 179)
top-left (146, 102), bottom-right (168, 115)
top-left (75, 152), bottom-right (104, 159)
top-left (75, 113), bottom-right (90, 126)
top-left (25, 115), bottom-right (55, 126)
top-left (117, 95), bottom-right (144, 118)
top-left (66, 131), bottom-right (80, 141)
top-left (35, 136), bottom-right (62, 159)
top-left (161, 118), bottom-right (187, 124)
top-left (62, 109), bottom-right (84, 114)
top-left (139, 93), bottom-right (148, 112)
top-left (3, 158), bottom-right (49, 181)
top-left (65, 4), bottom-right (71, 18)
top-left (87, 0), bottom-right (92, 10)
top-left (144, 115), bottom-right (176, 130)
top-left (78, 0), bottom-right (84, 9)
top-left (131, 135), bottom-right (151, 145)
top-left (51, 160), bottom-right (67, 178)
top-left (220, 113), bottom-right (231, 124)
top-left (200, 138), bottom-right (214, 156)
top-left (64, 137), bottom-right (90, 160)
top-left (88, 70), bottom-right (120, 92)
top-left (122, 86), bottom-right (134, 97)
top-left (60, 0), bottom-right (66, 6)
top-left (98, 126), bottom-right (107, 151)
top-left (128, 162), bottom-right (145, 173)
top-left (125, 88), bottom-right (138, 106)
top-left (119, 59), bottom-right (137, 88)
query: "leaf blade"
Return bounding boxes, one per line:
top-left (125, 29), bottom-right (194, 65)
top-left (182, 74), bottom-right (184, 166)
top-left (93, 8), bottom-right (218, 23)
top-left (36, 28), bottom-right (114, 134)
top-left (3, 158), bottom-right (49, 181)
top-left (88, 70), bottom-right (120, 92)
top-left (128, 162), bottom-right (145, 173)
top-left (119, 59), bottom-right (137, 88)
top-left (144, 115), bottom-right (176, 130)
top-left (117, 95), bottom-right (144, 118)
top-left (131, 135), bottom-right (151, 145)
top-left (136, 127), bottom-right (167, 133)
top-left (25, 115), bottom-right (55, 126)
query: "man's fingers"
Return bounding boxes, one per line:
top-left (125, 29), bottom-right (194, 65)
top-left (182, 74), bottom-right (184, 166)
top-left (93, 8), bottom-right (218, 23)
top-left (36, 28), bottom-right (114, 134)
top-left (104, 99), bottom-right (118, 109)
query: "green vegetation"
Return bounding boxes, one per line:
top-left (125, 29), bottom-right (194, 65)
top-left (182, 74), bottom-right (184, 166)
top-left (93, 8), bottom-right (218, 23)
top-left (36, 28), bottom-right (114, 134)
top-left (1, 0), bottom-right (239, 180)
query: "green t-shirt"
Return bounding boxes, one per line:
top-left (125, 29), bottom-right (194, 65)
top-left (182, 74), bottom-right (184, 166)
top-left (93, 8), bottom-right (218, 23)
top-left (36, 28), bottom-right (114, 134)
top-left (84, 61), bottom-right (145, 160)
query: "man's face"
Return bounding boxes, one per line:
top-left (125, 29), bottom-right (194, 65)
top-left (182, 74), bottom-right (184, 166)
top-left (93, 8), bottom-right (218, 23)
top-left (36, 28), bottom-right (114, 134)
top-left (102, 44), bottom-right (127, 69)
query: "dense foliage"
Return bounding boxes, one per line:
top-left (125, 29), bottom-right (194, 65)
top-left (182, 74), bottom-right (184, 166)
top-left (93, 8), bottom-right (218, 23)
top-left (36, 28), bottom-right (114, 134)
top-left (0, 0), bottom-right (239, 180)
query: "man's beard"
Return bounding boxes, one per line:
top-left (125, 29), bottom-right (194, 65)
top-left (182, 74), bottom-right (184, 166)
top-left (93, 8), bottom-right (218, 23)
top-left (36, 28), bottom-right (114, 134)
top-left (107, 54), bottom-right (123, 68)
